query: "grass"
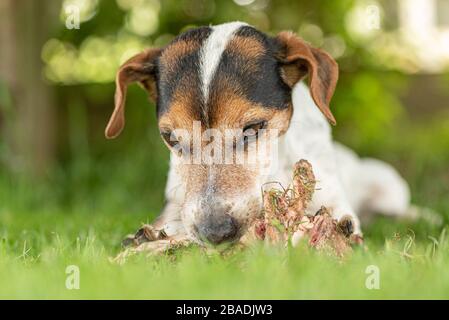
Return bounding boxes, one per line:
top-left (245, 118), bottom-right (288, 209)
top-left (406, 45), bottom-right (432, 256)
top-left (1, 114), bottom-right (449, 299)
top-left (0, 192), bottom-right (448, 299)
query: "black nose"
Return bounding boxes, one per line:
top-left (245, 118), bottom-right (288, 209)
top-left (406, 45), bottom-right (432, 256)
top-left (196, 214), bottom-right (238, 245)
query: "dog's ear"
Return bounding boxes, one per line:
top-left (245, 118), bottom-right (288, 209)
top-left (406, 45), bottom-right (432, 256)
top-left (276, 31), bottom-right (338, 125)
top-left (105, 48), bottom-right (162, 139)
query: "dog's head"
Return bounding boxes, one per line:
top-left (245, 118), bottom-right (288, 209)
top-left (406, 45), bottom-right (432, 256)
top-left (105, 22), bottom-right (338, 246)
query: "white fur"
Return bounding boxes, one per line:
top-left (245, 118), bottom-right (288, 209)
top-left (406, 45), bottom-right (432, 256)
top-left (199, 21), bottom-right (247, 103)
top-left (333, 143), bottom-right (410, 217)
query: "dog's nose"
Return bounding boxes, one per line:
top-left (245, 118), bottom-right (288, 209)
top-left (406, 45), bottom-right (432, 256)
top-left (196, 213), bottom-right (238, 245)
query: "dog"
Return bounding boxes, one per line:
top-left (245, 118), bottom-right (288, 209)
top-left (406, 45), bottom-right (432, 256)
top-left (105, 22), bottom-right (410, 249)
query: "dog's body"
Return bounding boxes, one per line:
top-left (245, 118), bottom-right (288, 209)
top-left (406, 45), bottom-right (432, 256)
top-left (106, 22), bottom-right (410, 247)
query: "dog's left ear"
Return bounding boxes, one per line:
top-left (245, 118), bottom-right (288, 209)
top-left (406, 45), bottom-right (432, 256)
top-left (105, 48), bottom-right (162, 139)
top-left (276, 31), bottom-right (338, 125)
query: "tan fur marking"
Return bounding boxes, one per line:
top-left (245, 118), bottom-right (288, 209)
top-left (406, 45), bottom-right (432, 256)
top-left (158, 86), bottom-right (198, 130)
top-left (225, 36), bottom-right (265, 74)
top-left (209, 76), bottom-right (292, 133)
top-left (159, 40), bottom-right (200, 73)
top-left (227, 36), bottom-right (265, 59)
top-left (280, 63), bottom-right (305, 88)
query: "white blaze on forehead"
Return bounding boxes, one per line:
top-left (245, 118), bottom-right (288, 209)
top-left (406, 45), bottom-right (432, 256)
top-left (200, 21), bottom-right (248, 103)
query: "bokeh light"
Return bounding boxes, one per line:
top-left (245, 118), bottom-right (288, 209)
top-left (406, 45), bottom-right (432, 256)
top-left (125, 0), bottom-right (160, 36)
top-left (42, 33), bottom-right (149, 84)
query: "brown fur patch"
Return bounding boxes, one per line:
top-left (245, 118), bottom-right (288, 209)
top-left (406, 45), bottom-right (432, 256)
top-left (227, 35), bottom-right (265, 58)
top-left (223, 36), bottom-right (266, 75)
top-left (158, 84), bottom-right (199, 130)
top-left (159, 40), bottom-right (200, 73)
top-left (208, 74), bottom-right (292, 133)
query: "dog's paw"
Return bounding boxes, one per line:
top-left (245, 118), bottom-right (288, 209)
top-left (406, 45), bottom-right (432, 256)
top-left (337, 215), bottom-right (354, 238)
top-left (336, 215), bottom-right (364, 247)
top-left (121, 224), bottom-right (167, 248)
top-left (121, 234), bottom-right (137, 247)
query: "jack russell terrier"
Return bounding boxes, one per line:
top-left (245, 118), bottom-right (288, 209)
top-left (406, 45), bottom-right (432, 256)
top-left (105, 22), bottom-right (410, 248)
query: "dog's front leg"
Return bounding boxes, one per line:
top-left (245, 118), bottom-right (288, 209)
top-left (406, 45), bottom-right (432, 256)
top-left (129, 210), bottom-right (190, 253)
top-left (115, 201), bottom-right (191, 263)
top-left (298, 142), bottom-right (362, 235)
top-left (122, 163), bottom-right (190, 248)
top-left (286, 83), bottom-right (363, 237)
top-left (310, 167), bottom-right (362, 236)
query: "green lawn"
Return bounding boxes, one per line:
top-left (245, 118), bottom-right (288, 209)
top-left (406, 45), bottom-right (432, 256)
top-left (0, 203), bottom-right (448, 299)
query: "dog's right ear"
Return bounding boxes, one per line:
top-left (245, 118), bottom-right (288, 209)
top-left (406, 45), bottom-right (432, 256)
top-left (105, 48), bottom-right (162, 139)
top-left (275, 31), bottom-right (338, 125)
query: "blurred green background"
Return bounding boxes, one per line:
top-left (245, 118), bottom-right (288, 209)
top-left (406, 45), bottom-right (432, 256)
top-left (1, 0), bottom-right (448, 230)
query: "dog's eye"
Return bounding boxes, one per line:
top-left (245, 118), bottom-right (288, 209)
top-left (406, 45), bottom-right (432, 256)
top-left (161, 131), bottom-right (188, 157)
top-left (243, 120), bottom-right (267, 144)
top-left (161, 131), bottom-right (179, 148)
